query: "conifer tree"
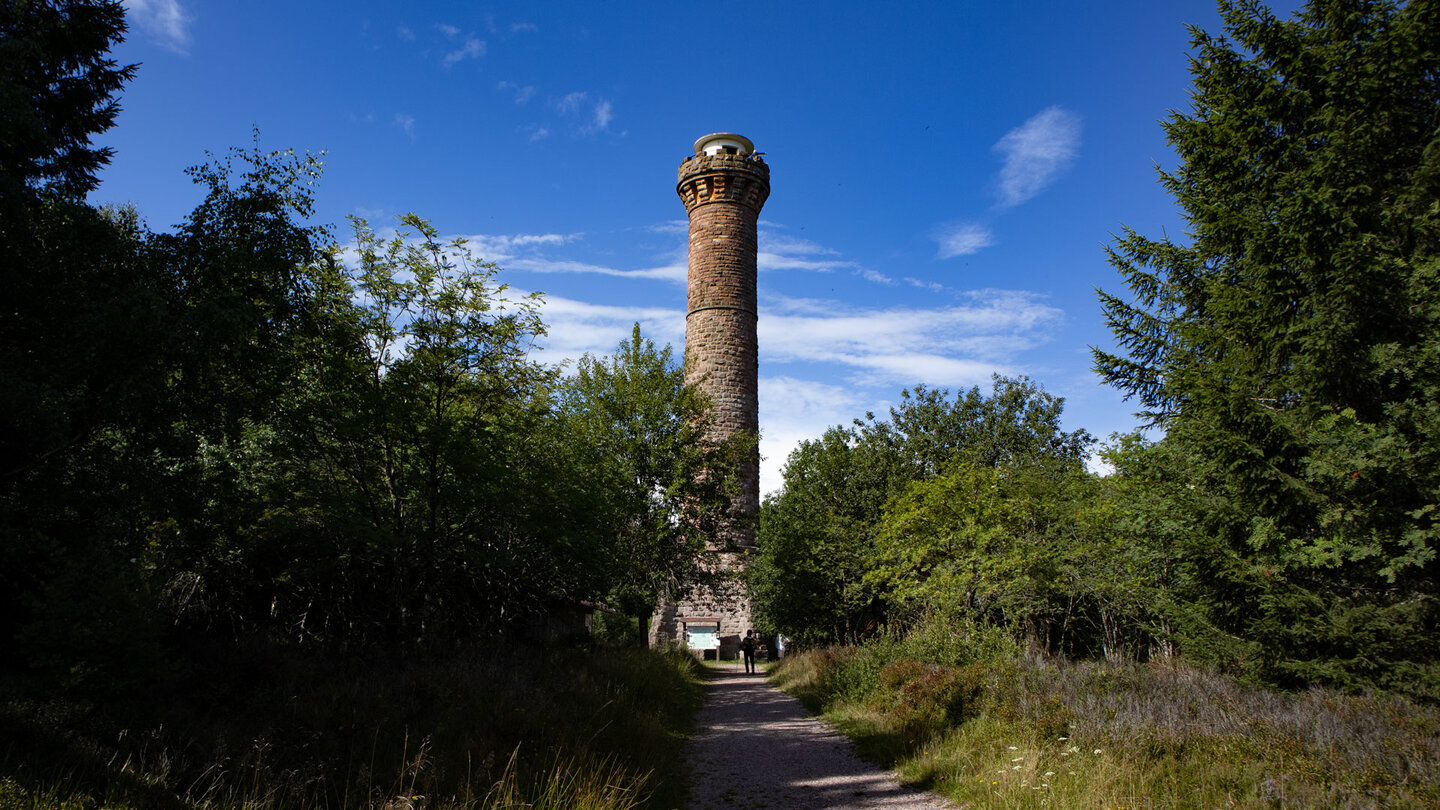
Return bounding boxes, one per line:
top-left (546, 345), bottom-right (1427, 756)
top-left (1095, 0), bottom-right (1440, 692)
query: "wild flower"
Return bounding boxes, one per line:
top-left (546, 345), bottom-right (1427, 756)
top-left (1044, 771), bottom-right (1055, 777)
top-left (1094, 749), bottom-right (1102, 755)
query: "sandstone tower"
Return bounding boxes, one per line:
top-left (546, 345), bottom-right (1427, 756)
top-left (649, 133), bottom-right (769, 654)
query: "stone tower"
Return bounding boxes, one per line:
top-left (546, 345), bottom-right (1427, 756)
top-left (649, 133), bottom-right (769, 654)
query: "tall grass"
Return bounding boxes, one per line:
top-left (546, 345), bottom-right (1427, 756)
top-left (773, 621), bottom-right (1440, 809)
top-left (0, 639), bottom-right (704, 809)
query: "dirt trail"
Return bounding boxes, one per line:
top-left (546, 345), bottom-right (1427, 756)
top-left (684, 662), bottom-right (949, 810)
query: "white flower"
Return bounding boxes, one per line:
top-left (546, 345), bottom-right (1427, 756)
top-left (1011, 757), bottom-right (1024, 762)
top-left (1008, 745), bottom-right (1018, 750)
top-left (1093, 749), bottom-right (1102, 755)
top-left (1011, 765), bottom-right (1021, 771)
top-left (1044, 771), bottom-right (1055, 777)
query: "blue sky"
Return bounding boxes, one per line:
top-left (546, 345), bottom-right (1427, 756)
top-left (97, 0), bottom-right (1289, 494)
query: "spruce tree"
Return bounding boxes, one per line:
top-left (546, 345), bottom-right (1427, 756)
top-left (1096, 0), bottom-right (1440, 693)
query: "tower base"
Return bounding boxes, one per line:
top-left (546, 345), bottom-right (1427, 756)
top-left (649, 550), bottom-right (753, 659)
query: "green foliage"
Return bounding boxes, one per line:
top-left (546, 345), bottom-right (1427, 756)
top-left (556, 325), bottom-right (740, 630)
top-left (238, 213), bottom-right (559, 643)
top-left (750, 376), bottom-right (1092, 646)
top-left (0, 0), bottom-right (135, 198)
top-left (1, 25), bottom-right (731, 672)
top-left (1095, 0), bottom-right (1440, 693)
top-left (748, 427), bottom-right (889, 644)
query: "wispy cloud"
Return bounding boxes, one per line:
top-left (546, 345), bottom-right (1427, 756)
top-left (556, 92), bottom-right (616, 135)
top-left (758, 231), bottom-right (856, 273)
top-left (510, 21), bottom-right (537, 33)
top-left (441, 230), bottom-right (685, 282)
top-left (531, 294), bottom-right (686, 365)
top-left (507, 258), bottom-right (685, 283)
top-left (396, 25), bottom-right (415, 41)
top-left (436, 23), bottom-right (461, 37)
top-left (644, 221), bottom-right (689, 235)
top-left (906, 277), bottom-right (946, 293)
top-left (994, 106), bottom-right (1082, 208)
top-left (758, 376), bottom-right (866, 494)
top-left (758, 289), bottom-right (1061, 387)
top-left (557, 92), bottom-right (588, 115)
top-left (526, 125), bottom-right (550, 142)
top-left (123, 0), bottom-right (192, 54)
top-left (934, 222), bottom-right (994, 258)
top-left (394, 113), bottom-right (416, 139)
top-left (592, 99), bottom-right (614, 131)
top-left (497, 81), bottom-right (536, 104)
top-left (444, 37), bottom-right (485, 65)
top-left (528, 288), bottom-right (1056, 494)
top-left (858, 269), bottom-right (896, 285)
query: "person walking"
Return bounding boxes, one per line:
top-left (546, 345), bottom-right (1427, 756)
top-left (741, 629), bottom-right (757, 674)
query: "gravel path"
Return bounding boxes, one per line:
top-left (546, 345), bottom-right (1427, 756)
top-left (684, 662), bottom-right (949, 810)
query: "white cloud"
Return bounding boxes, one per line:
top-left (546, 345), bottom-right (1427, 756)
top-left (993, 106), bottom-right (1082, 208)
top-left (758, 290), bottom-right (1061, 387)
top-left (761, 234), bottom-right (837, 256)
top-left (440, 229), bottom-right (683, 282)
top-left (906, 277), bottom-right (946, 292)
top-left (748, 290), bottom-right (1064, 492)
top-left (757, 231), bottom-right (856, 273)
top-left (935, 222), bottom-right (994, 258)
top-left (505, 233), bottom-right (573, 248)
top-left (531, 294), bottom-right (686, 365)
top-left (436, 23), bottom-right (461, 37)
top-left (510, 21), bottom-right (538, 33)
top-left (397, 25), bottom-right (415, 41)
top-left (444, 36), bottom-right (485, 65)
top-left (393, 113), bottom-right (416, 139)
top-left (506, 257), bottom-right (685, 283)
top-left (123, 0), bottom-right (191, 54)
top-left (556, 93), bottom-right (617, 135)
top-left (497, 81), bottom-right (536, 104)
top-left (557, 92), bottom-right (588, 115)
top-left (593, 99), bottom-right (614, 131)
top-left (858, 268), bottom-right (896, 285)
top-left (394, 111), bottom-right (417, 138)
top-left (759, 377), bottom-right (866, 495)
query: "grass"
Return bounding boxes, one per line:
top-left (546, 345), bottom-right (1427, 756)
top-left (0, 638), bottom-right (706, 809)
top-left (773, 639), bottom-right (1440, 809)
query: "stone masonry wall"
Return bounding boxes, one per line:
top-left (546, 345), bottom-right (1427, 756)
top-left (677, 153), bottom-right (769, 549)
top-left (649, 147), bottom-right (769, 654)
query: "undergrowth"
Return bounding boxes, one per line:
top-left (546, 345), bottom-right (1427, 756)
top-left (772, 620), bottom-right (1440, 809)
top-left (0, 638), bottom-right (705, 809)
